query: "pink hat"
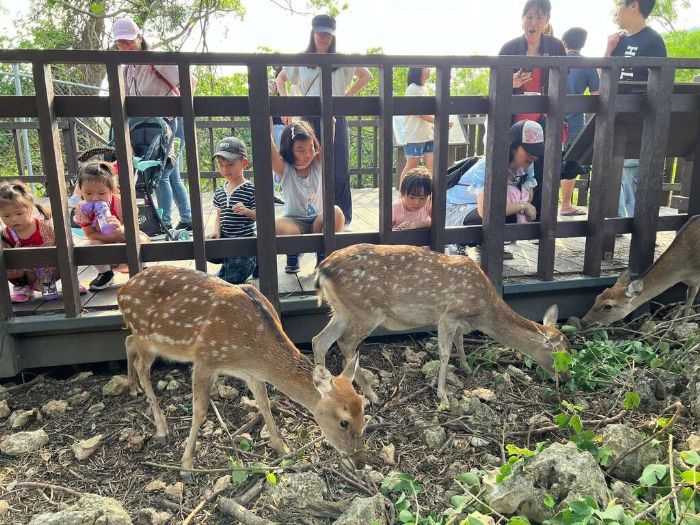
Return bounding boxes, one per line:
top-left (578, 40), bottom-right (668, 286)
top-left (112, 18), bottom-right (140, 41)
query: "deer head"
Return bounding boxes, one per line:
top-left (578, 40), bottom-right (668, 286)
top-left (582, 270), bottom-right (645, 326)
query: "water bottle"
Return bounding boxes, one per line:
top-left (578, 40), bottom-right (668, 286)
top-left (81, 201), bottom-right (117, 234)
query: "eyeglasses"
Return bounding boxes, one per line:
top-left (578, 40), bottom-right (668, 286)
top-left (116, 39), bottom-right (137, 46)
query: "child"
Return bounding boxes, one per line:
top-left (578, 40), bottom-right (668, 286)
top-left (507, 173), bottom-right (534, 224)
top-left (74, 161), bottom-right (149, 291)
top-left (0, 181), bottom-right (86, 302)
top-left (271, 120), bottom-right (344, 273)
top-left (207, 137), bottom-right (257, 284)
top-left (392, 167), bottom-right (432, 230)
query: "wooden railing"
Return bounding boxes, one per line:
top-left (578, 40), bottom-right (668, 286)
top-left (0, 50), bottom-right (698, 320)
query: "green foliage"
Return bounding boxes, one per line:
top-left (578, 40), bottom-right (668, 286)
top-left (623, 391), bottom-right (640, 410)
top-left (663, 29), bottom-right (700, 82)
top-left (554, 401), bottom-right (613, 466)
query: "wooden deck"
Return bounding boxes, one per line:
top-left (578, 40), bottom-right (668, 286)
top-left (10, 188), bottom-right (679, 316)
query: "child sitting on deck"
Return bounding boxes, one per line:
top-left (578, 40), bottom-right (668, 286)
top-left (392, 167), bottom-right (432, 230)
top-left (207, 137), bottom-right (257, 284)
top-left (0, 181), bottom-right (86, 302)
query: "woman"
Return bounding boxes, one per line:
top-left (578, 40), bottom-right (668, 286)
top-left (275, 14), bottom-right (372, 230)
top-left (498, 0), bottom-right (570, 219)
top-left (400, 67), bottom-right (435, 183)
top-left (445, 121), bottom-right (544, 259)
top-left (112, 17), bottom-right (194, 231)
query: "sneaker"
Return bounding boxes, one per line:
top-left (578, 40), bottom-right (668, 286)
top-left (176, 222), bottom-right (193, 231)
top-left (343, 223), bottom-right (352, 232)
top-left (79, 284), bottom-right (88, 295)
top-left (10, 285), bottom-right (34, 304)
top-left (89, 270), bottom-right (114, 291)
top-left (503, 249), bottom-right (514, 260)
top-left (41, 280), bottom-right (59, 301)
top-left (285, 255), bottom-right (300, 274)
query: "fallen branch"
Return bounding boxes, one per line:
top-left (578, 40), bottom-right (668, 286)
top-left (182, 498), bottom-right (207, 525)
top-left (153, 497), bottom-right (192, 515)
top-left (8, 481), bottom-right (81, 498)
top-left (0, 373), bottom-right (47, 395)
top-left (218, 497), bottom-right (277, 525)
top-left (507, 410), bottom-right (627, 437)
top-left (277, 500), bottom-right (350, 521)
top-left (632, 487), bottom-right (683, 521)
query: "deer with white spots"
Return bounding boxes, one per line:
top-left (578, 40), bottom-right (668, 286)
top-left (117, 266), bottom-right (366, 479)
top-left (582, 215), bottom-right (700, 326)
top-left (313, 244), bottom-right (568, 404)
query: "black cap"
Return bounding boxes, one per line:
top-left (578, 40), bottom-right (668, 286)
top-left (509, 120), bottom-right (545, 158)
top-left (311, 14), bottom-right (336, 35)
top-left (212, 137), bottom-right (247, 161)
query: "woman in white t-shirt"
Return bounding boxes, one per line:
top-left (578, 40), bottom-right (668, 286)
top-left (401, 67), bottom-right (439, 184)
top-left (275, 14), bottom-right (372, 230)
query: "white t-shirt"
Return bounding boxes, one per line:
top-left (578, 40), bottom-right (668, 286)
top-left (277, 161), bottom-right (324, 218)
top-left (403, 83), bottom-right (434, 144)
top-left (283, 66), bottom-right (355, 97)
top-left (125, 64), bottom-right (180, 97)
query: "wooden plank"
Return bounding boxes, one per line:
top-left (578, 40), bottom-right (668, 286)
top-left (602, 128), bottom-right (627, 260)
top-left (583, 66), bottom-right (619, 277)
top-left (320, 64), bottom-right (337, 255)
top-left (686, 136), bottom-right (700, 218)
top-left (33, 62), bottom-right (81, 317)
top-left (628, 66), bottom-right (675, 274)
top-left (537, 66), bottom-right (566, 281)
top-left (378, 65), bottom-right (394, 242)
top-left (178, 64), bottom-right (207, 271)
top-left (430, 64), bottom-right (451, 253)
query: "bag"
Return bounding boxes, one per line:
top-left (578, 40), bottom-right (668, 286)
top-left (137, 203), bottom-right (163, 237)
top-left (446, 156), bottom-right (480, 190)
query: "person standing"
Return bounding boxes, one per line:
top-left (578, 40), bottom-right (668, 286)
top-left (112, 18), bottom-right (194, 231)
top-left (604, 0), bottom-right (667, 218)
top-left (561, 27), bottom-right (599, 216)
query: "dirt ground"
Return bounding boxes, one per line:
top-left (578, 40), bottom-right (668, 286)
top-left (0, 312), bottom-right (698, 524)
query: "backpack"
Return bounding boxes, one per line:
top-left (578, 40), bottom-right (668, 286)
top-left (446, 156), bottom-right (480, 190)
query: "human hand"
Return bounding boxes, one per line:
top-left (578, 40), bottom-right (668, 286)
top-left (513, 69), bottom-right (532, 89)
top-left (232, 202), bottom-right (247, 215)
top-left (606, 32), bottom-right (625, 55)
top-left (206, 231), bottom-right (220, 240)
top-left (523, 202), bottom-right (537, 222)
top-left (281, 116), bottom-right (292, 125)
top-left (395, 221), bottom-right (411, 230)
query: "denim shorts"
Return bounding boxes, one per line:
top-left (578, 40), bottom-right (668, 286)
top-left (404, 141), bottom-right (434, 157)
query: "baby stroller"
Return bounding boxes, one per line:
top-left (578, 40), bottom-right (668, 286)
top-left (74, 117), bottom-right (190, 241)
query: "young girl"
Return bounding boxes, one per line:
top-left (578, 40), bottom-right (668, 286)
top-left (270, 120), bottom-right (344, 273)
top-left (401, 67), bottom-right (435, 183)
top-left (392, 167), bottom-right (432, 231)
top-left (74, 161), bottom-right (149, 291)
top-left (0, 181), bottom-right (85, 303)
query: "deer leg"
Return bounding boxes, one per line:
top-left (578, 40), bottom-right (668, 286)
top-left (337, 325), bottom-right (377, 403)
top-left (312, 314), bottom-right (348, 367)
top-left (683, 282), bottom-right (700, 317)
top-left (437, 318), bottom-right (458, 405)
top-left (181, 364), bottom-right (217, 481)
top-left (246, 379), bottom-right (289, 456)
top-left (453, 326), bottom-right (472, 373)
top-left (133, 348), bottom-right (166, 440)
top-left (125, 335), bottom-right (143, 396)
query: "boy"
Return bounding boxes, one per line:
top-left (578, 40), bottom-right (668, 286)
top-left (207, 137), bottom-right (257, 284)
top-left (392, 167), bottom-right (432, 231)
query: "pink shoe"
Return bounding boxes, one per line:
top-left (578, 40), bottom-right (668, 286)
top-left (11, 285), bottom-right (34, 304)
top-left (79, 284), bottom-right (88, 295)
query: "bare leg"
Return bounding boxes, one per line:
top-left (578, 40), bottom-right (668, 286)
top-left (181, 364), bottom-right (217, 480)
top-left (337, 325), bottom-right (377, 403)
top-left (133, 348), bottom-right (165, 439)
top-left (423, 152), bottom-right (434, 174)
top-left (436, 318), bottom-right (457, 405)
top-left (683, 282), bottom-right (700, 317)
top-left (453, 326), bottom-right (471, 373)
top-left (399, 156), bottom-right (420, 185)
top-left (125, 335), bottom-right (142, 396)
top-left (312, 314), bottom-right (348, 367)
top-left (247, 379), bottom-right (289, 455)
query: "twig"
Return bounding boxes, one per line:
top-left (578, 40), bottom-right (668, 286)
top-left (632, 487), bottom-right (683, 521)
top-left (154, 497), bottom-right (187, 514)
top-left (606, 402), bottom-right (682, 474)
top-left (210, 399), bottom-right (234, 443)
top-left (218, 496), bottom-right (277, 525)
top-left (508, 410), bottom-right (627, 437)
top-left (7, 482), bottom-right (81, 498)
top-left (0, 373), bottom-right (47, 395)
top-left (669, 435), bottom-right (682, 525)
top-left (182, 498), bottom-right (207, 525)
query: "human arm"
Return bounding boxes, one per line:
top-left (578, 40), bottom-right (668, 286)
top-left (475, 193), bottom-right (536, 220)
top-left (232, 202), bottom-right (256, 221)
top-left (605, 32), bottom-right (626, 57)
top-left (345, 67), bottom-right (372, 96)
top-left (270, 135), bottom-right (286, 179)
top-left (207, 210), bottom-right (222, 239)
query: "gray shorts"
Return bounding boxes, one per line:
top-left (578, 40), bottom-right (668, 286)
top-left (446, 204), bottom-right (478, 227)
top-left (285, 215), bottom-right (317, 234)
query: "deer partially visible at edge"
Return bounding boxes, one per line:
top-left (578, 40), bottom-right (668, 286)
top-left (117, 266), bottom-right (366, 479)
top-left (582, 215), bottom-right (700, 326)
top-left (313, 244), bottom-right (569, 405)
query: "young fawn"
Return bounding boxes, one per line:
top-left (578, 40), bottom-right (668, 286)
top-left (117, 266), bottom-right (367, 478)
top-left (313, 244), bottom-right (568, 404)
top-left (582, 215), bottom-right (700, 326)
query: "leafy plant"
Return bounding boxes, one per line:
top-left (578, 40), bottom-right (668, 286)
top-left (554, 401), bottom-right (613, 466)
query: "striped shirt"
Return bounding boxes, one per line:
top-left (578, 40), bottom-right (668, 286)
top-left (213, 181), bottom-right (256, 238)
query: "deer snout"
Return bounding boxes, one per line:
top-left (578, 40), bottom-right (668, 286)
top-left (350, 448), bottom-right (367, 469)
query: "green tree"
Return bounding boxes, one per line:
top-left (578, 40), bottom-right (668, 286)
top-left (663, 28), bottom-right (700, 82)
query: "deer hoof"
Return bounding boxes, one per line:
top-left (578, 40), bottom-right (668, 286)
top-left (271, 439), bottom-right (290, 456)
top-left (181, 469), bottom-right (195, 484)
top-left (153, 433), bottom-right (168, 444)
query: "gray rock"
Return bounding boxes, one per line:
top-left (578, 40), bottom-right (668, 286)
top-left (687, 366), bottom-right (700, 420)
top-left (611, 481), bottom-right (637, 508)
top-left (0, 399), bottom-right (9, 418)
top-left (424, 426), bottom-right (447, 449)
top-left (28, 493), bottom-right (131, 524)
top-left (601, 424), bottom-right (662, 482)
top-left (333, 494), bottom-right (386, 525)
top-left (0, 429), bottom-right (49, 456)
top-left (136, 508), bottom-right (171, 525)
top-left (484, 442), bottom-right (608, 523)
top-left (673, 322), bottom-right (698, 340)
top-left (453, 396), bottom-right (501, 427)
top-left (42, 400), bottom-right (69, 417)
top-left (265, 472), bottom-right (326, 510)
top-left (102, 375), bottom-right (130, 396)
top-left (421, 360), bottom-right (464, 390)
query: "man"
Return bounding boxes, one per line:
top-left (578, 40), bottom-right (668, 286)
top-left (604, 0), bottom-right (667, 218)
top-left (561, 27), bottom-right (599, 216)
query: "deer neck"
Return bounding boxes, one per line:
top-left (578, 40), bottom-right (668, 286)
top-left (260, 349), bottom-right (321, 411)
top-left (632, 256), bottom-right (678, 307)
top-left (480, 298), bottom-right (546, 350)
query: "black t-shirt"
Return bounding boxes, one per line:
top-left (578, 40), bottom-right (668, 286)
top-left (612, 26), bottom-right (667, 82)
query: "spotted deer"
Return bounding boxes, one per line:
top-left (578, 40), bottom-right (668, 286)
top-left (117, 266), bottom-right (366, 478)
top-left (582, 215), bottom-right (700, 326)
top-left (313, 244), bottom-right (568, 404)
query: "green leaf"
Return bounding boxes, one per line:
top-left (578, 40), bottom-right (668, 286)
top-left (639, 464), bottom-right (668, 486)
top-left (680, 450), bottom-right (700, 467)
top-left (596, 447), bottom-right (614, 467)
top-left (552, 351), bottom-right (574, 373)
top-left (657, 417), bottom-right (670, 428)
top-left (680, 469), bottom-right (699, 486)
top-left (239, 439), bottom-right (251, 452)
top-left (569, 414), bottom-right (583, 434)
top-left (623, 391), bottom-right (641, 410)
top-left (231, 468), bottom-right (249, 485)
top-left (554, 413), bottom-right (570, 427)
top-left (543, 494), bottom-right (556, 508)
top-left (507, 517), bottom-right (531, 525)
top-left (596, 503), bottom-right (626, 522)
top-left (451, 494), bottom-right (469, 509)
top-left (569, 499), bottom-right (595, 517)
top-left (561, 324), bottom-right (579, 333)
top-left (265, 472), bottom-right (277, 484)
top-left (398, 509), bottom-right (415, 523)
top-left (455, 472), bottom-right (480, 487)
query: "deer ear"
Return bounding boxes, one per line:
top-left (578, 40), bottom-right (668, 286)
top-left (313, 365), bottom-right (334, 398)
top-left (625, 279), bottom-right (644, 298)
top-left (340, 353), bottom-right (360, 382)
top-left (615, 270), bottom-right (631, 287)
top-left (543, 304), bottom-right (559, 326)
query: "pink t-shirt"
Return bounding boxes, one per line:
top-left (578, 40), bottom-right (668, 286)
top-left (125, 64), bottom-right (180, 97)
top-left (391, 197), bottom-right (432, 230)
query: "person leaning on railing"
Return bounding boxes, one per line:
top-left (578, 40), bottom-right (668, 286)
top-left (111, 17), bottom-right (195, 232)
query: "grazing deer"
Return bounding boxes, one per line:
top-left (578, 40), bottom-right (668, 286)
top-left (117, 266), bottom-right (366, 478)
top-left (313, 244), bottom-right (568, 404)
top-left (582, 215), bottom-right (700, 326)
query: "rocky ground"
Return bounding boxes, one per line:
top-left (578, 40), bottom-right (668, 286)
top-left (0, 306), bottom-right (698, 525)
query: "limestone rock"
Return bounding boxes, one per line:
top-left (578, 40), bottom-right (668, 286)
top-left (9, 408), bottom-right (39, 429)
top-left (213, 475), bottom-right (232, 494)
top-left (421, 360), bottom-right (463, 389)
top-left (484, 442), bottom-right (609, 523)
top-left (687, 366), bottom-right (700, 420)
top-left (683, 433), bottom-right (700, 452)
top-left (0, 399), bottom-right (10, 418)
top-left (136, 508), bottom-right (171, 525)
top-left (66, 391), bottom-right (90, 404)
top-left (381, 443), bottom-right (396, 465)
top-left (601, 424), bottom-right (662, 482)
top-left (102, 375), bottom-right (130, 396)
top-left (673, 322), bottom-right (698, 339)
top-left (72, 434), bottom-right (103, 461)
top-left (165, 380), bottom-right (180, 391)
top-left (164, 482), bottom-right (183, 502)
top-left (0, 429), bottom-right (49, 456)
top-left (69, 371), bottom-right (93, 382)
top-left (453, 396), bottom-right (501, 427)
top-left (217, 384), bottom-right (239, 400)
top-left (265, 472), bottom-right (326, 510)
top-left (42, 400), bottom-right (69, 417)
top-left (87, 403), bottom-right (105, 415)
top-left (0, 499), bottom-right (9, 516)
top-left (144, 480), bottom-right (166, 493)
top-left (333, 494), bottom-right (386, 525)
top-left (467, 388), bottom-right (496, 402)
top-left (424, 426), bottom-right (447, 449)
top-left (28, 493), bottom-right (131, 525)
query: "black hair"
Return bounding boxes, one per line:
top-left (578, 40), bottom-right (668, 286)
top-left (400, 168), bottom-right (432, 197)
top-left (406, 67), bottom-right (425, 87)
top-left (278, 120), bottom-right (320, 165)
top-left (0, 180), bottom-right (51, 220)
top-left (508, 143), bottom-right (521, 164)
top-left (140, 36), bottom-right (151, 50)
top-left (78, 161), bottom-right (119, 192)
top-left (624, 0), bottom-right (655, 18)
top-left (304, 31), bottom-right (337, 54)
top-left (522, 0), bottom-right (551, 18)
top-left (562, 27), bottom-right (588, 50)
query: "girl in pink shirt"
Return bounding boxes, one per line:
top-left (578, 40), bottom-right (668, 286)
top-left (392, 168), bottom-right (432, 230)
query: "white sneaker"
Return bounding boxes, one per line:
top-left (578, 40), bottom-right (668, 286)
top-left (343, 223), bottom-right (352, 232)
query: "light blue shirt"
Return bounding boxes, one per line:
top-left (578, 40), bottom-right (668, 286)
top-left (446, 158), bottom-right (536, 207)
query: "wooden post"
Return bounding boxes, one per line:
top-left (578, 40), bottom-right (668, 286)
top-left (686, 136), bottom-right (700, 219)
top-left (602, 128), bottom-right (626, 261)
top-left (431, 64), bottom-right (451, 254)
top-left (379, 65), bottom-right (394, 243)
top-left (320, 64), bottom-right (336, 255)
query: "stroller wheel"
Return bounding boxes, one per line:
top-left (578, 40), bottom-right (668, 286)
top-left (170, 229), bottom-right (190, 241)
